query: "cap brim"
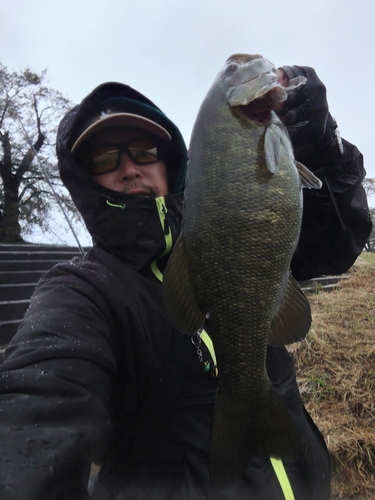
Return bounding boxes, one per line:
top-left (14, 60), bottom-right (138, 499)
top-left (71, 113), bottom-right (171, 153)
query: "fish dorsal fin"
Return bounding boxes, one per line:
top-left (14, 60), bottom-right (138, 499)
top-left (296, 161), bottom-right (323, 189)
top-left (162, 234), bottom-right (206, 335)
top-left (269, 273), bottom-right (311, 346)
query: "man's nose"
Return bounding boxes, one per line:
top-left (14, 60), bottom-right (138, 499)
top-left (117, 153), bottom-right (139, 179)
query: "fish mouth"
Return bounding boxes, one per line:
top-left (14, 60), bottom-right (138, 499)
top-left (238, 88), bottom-right (281, 124)
top-left (239, 99), bottom-right (272, 123)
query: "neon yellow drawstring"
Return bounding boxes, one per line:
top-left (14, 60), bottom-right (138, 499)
top-left (151, 197), bottom-right (172, 281)
top-left (270, 457), bottom-right (295, 500)
top-left (200, 329), bottom-right (218, 375)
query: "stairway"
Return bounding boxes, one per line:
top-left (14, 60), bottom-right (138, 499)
top-left (0, 243), bottom-right (348, 353)
top-left (0, 244), bottom-right (88, 349)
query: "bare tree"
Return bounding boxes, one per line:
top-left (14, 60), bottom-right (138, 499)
top-left (0, 63), bottom-right (80, 243)
top-left (363, 177), bottom-right (375, 200)
top-left (363, 178), bottom-right (375, 251)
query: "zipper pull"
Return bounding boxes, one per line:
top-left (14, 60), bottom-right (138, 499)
top-left (99, 194), bottom-right (125, 209)
top-left (162, 204), bottom-right (170, 235)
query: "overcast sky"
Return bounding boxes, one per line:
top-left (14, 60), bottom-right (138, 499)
top-left (1, 0), bottom-right (374, 244)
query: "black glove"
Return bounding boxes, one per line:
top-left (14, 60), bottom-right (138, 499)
top-left (277, 65), bottom-right (340, 171)
top-left (280, 67), bottom-right (372, 281)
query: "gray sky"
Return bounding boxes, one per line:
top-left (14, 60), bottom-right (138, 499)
top-left (1, 0), bottom-right (374, 243)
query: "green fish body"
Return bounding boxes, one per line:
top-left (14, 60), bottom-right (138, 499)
top-left (163, 54), bottom-right (321, 485)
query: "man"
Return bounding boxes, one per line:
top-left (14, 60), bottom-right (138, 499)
top-left (0, 67), bottom-right (371, 499)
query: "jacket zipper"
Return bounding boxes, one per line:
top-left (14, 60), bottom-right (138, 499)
top-left (151, 197), bottom-right (173, 282)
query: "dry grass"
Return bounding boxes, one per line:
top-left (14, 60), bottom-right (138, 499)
top-left (290, 253), bottom-right (375, 499)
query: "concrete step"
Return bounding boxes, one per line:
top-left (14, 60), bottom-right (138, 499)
top-left (0, 297), bottom-right (30, 346)
top-left (0, 283), bottom-right (38, 301)
top-left (0, 260), bottom-right (66, 272)
top-left (0, 250), bottom-right (82, 261)
top-left (0, 270), bottom-right (46, 285)
top-left (0, 320), bottom-right (20, 348)
top-left (300, 275), bottom-right (350, 293)
top-left (0, 244), bottom-right (91, 353)
top-left (0, 244), bottom-right (84, 252)
top-left (0, 299), bottom-right (30, 322)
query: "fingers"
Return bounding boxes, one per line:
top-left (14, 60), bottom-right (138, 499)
top-left (276, 66), bottom-right (330, 159)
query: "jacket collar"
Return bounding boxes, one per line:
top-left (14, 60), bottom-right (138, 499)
top-left (88, 192), bottom-right (183, 276)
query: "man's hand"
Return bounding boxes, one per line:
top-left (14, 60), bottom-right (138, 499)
top-left (273, 65), bottom-right (339, 169)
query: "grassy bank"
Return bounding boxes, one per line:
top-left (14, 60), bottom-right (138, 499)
top-left (291, 253), bottom-right (375, 499)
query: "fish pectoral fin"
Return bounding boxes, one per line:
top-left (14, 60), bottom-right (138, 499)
top-left (296, 161), bottom-right (323, 189)
top-left (264, 123), bottom-right (295, 174)
top-left (162, 234), bottom-right (206, 335)
top-left (264, 125), bottom-right (281, 174)
top-left (209, 388), bottom-right (300, 486)
top-left (264, 123), bottom-right (323, 190)
top-left (269, 273), bottom-right (311, 346)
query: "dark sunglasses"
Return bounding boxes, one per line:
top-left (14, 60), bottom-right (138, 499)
top-left (84, 138), bottom-right (164, 176)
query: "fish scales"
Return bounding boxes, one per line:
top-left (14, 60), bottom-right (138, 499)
top-left (185, 83), bottom-right (301, 399)
top-left (163, 53), bottom-right (320, 485)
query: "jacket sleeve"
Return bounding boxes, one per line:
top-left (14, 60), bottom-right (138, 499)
top-left (0, 260), bottom-right (119, 500)
top-left (278, 65), bottom-right (372, 281)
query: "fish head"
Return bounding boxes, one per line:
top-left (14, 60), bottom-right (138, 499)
top-left (219, 54), bottom-right (287, 124)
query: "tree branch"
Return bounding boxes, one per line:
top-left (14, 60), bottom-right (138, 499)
top-left (16, 97), bottom-right (46, 180)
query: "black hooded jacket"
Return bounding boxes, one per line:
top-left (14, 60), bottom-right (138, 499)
top-left (0, 79), bottom-right (365, 499)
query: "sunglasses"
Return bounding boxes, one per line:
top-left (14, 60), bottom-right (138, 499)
top-left (84, 138), bottom-right (164, 176)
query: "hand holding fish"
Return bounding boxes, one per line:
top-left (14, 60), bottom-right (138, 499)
top-left (274, 65), bottom-right (341, 169)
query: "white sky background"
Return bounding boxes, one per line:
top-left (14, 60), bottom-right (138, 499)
top-left (1, 0), bottom-right (374, 244)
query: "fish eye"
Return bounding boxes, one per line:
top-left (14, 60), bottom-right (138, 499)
top-left (224, 63), bottom-right (238, 75)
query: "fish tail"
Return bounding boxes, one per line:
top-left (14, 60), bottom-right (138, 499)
top-left (209, 387), bottom-right (300, 486)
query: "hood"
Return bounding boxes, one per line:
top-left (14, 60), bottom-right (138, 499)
top-left (56, 82), bottom-right (188, 274)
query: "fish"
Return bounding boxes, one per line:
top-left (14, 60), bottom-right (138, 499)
top-left (162, 53), bottom-right (322, 485)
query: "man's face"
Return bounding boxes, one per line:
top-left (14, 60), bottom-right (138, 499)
top-left (78, 127), bottom-right (169, 197)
